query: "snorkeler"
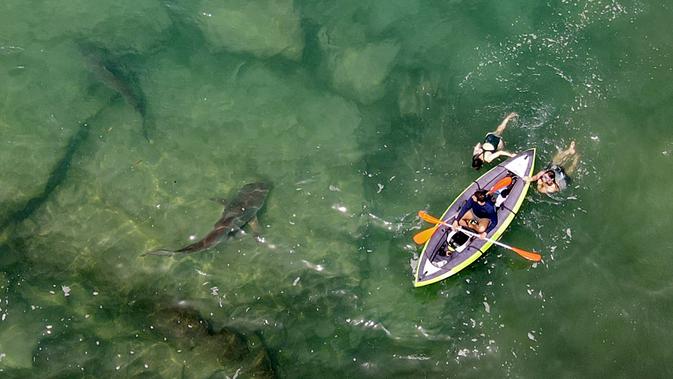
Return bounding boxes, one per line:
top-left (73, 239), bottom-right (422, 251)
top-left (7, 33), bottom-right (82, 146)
top-left (472, 112), bottom-right (518, 170)
top-left (526, 141), bottom-right (580, 194)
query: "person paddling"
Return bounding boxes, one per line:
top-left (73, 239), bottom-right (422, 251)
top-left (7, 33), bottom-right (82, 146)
top-left (472, 112), bottom-right (518, 170)
top-left (452, 189), bottom-right (498, 239)
top-left (526, 141), bottom-right (580, 194)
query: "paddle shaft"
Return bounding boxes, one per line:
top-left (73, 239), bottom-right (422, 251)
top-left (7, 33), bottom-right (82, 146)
top-left (411, 178), bottom-right (511, 246)
top-left (432, 218), bottom-right (514, 250)
top-left (418, 210), bottom-right (541, 261)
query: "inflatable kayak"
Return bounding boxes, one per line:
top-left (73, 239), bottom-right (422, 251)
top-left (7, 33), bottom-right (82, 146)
top-left (413, 149), bottom-right (535, 287)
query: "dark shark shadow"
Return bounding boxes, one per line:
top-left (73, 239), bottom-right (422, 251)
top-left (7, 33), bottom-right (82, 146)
top-left (0, 102), bottom-right (115, 234)
top-left (77, 42), bottom-right (152, 143)
top-left (144, 182), bottom-right (271, 256)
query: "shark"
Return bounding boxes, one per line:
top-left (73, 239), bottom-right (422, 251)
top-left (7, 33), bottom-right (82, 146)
top-left (144, 182), bottom-right (270, 256)
top-left (78, 43), bottom-right (151, 142)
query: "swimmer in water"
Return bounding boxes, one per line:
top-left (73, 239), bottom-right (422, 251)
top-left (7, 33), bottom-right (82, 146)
top-left (471, 112), bottom-right (518, 170)
top-left (526, 141), bottom-right (580, 194)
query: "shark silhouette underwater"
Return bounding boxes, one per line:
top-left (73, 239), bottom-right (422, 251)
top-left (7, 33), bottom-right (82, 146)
top-left (144, 182), bottom-right (270, 256)
top-left (78, 43), bottom-right (152, 142)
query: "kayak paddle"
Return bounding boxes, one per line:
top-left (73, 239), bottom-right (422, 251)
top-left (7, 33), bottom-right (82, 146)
top-left (417, 211), bottom-right (542, 262)
top-left (488, 176), bottom-right (512, 194)
top-left (411, 176), bottom-right (514, 245)
top-left (412, 225), bottom-right (438, 244)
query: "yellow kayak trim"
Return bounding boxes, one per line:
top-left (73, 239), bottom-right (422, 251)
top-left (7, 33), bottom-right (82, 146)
top-left (413, 148), bottom-right (536, 287)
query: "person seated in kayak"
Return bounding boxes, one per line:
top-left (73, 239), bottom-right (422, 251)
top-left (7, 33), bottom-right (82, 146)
top-left (472, 112), bottom-right (518, 170)
top-left (452, 189), bottom-right (498, 239)
top-left (526, 141), bottom-right (580, 194)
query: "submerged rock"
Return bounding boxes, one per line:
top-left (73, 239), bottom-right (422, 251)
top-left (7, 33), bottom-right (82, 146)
top-left (397, 69), bottom-right (442, 117)
top-left (196, 0), bottom-right (304, 60)
top-left (324, 38), bottom-right (400, 104)
top-left (0, 0), bottom-right (172, 54)
top-left (152, 305), bottom-right (276, 378)
top-left (310, 6), bottom-right (401, 104)
top-left (0, 315), bottom-right (43, 370)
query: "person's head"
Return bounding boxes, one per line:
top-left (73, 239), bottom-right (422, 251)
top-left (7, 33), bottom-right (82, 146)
top-left (473, 189), bottom-right (488, 204)
top-left (542, 170), bottom-right (555, 185)
top-left (472, 155), bottom-right (484, 170)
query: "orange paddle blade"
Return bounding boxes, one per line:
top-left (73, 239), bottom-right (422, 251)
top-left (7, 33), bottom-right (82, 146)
top-left (418, 210), bottom-right (443, 225)
top-left (412, 226), bottom-right (437, 245)
top-left (488, 176), bottom-right (513, 194)
top-left (511, 247), bottom-right (542, 262)
top-left (419, 210), bottom-right (543, 262)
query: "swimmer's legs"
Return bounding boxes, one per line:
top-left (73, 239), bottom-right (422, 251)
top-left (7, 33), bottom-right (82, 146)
top-left (552, 140), bottom-right (578, 167)
top-left (493, 112), bottom-right (517, 136)
top-left (565, 154), bottom-right (581, 175)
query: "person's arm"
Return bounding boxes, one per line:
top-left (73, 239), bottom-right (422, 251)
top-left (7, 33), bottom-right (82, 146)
top-left (454, 198), bottom-right (473, 224)
top-left (484, 150), bottom-right (515, 162)
top-left (485, 208), bottom-right (499, 234)
top-left (472, 143), bottom-right (482, 156)
top-left (525, 170), bottom-right (544, 182)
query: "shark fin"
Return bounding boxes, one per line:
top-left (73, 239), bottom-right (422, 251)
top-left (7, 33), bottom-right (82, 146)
top-left (248, 216), bottom-right (261, 234)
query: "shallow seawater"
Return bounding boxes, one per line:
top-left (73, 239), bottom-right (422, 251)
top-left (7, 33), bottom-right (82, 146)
top-left (1, 0), bottom-right (672, 377)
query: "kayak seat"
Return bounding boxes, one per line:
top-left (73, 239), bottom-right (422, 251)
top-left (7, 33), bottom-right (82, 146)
top-left (442, 229), bottom-right (471, 256)
top-left (449, 230), bottom-right (469, 248)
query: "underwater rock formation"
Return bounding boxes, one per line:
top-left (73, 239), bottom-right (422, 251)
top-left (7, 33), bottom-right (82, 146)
top-left (153, 305), bottom-right (277, 378)
top-left (196, 0), bottom-right (304, 60)
top-left (397, 70), bottom-right (442, 118)
top-left (0, 0), bottom-right (172, 54)
top-left (315, 20), bottom-right (399, 104)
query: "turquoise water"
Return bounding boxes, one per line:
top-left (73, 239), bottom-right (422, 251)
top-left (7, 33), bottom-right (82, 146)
top-left (1, 0), bottom-right (672, 377)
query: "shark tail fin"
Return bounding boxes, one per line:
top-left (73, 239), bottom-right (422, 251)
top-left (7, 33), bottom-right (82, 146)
top-left (141, 118), bottom-right (153, 144)
top-left (142, 249), bottom-right (178, 257)
top-left (209, 197), bottom-right (228, 206)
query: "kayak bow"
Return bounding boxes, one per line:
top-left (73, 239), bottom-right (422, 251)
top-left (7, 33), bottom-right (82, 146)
top-left (413, 149), bottom-right (535, 287)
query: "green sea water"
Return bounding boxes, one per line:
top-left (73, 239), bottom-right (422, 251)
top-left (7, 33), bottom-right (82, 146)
top-left (1, 0), bottom-right (672, 377)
